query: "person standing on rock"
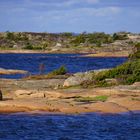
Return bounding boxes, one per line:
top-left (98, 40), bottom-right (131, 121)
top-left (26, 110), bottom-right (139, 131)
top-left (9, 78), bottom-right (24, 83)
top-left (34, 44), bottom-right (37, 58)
top-left (0, 90), bottom-right (3, 100)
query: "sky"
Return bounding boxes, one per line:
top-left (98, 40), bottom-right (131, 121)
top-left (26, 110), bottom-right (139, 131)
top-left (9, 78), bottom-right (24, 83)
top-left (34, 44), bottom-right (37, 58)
top-left (0, 0), bottom-right (140, 33)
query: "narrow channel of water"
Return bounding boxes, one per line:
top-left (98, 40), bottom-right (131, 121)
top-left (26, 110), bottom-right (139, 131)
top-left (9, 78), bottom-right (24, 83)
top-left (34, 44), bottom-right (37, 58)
top-left (0, 53), bottom-right (127, 79)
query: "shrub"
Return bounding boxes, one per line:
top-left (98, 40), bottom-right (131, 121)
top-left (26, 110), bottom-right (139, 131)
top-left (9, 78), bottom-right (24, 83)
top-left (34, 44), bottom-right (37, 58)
top-left (112, 33), bottom-right (128, 40)
top-left (23, 43), bottom-right (43, 50)
top-left (71, 35), bottom-right (86, 45)
top-left (23, 43), bottom-right (33, 50)
top-left (6, 31), bottom-right (15, 40)
top-left (80, 80), bottom-right (93, 88)
top-left (87, 32), bottom-right (113, 44)
top-left (129, 43), bottom-right (140, 59)
top-left (94, 59), bottom-right (140, 85)
top-left (51, 65), bottom-right (67, 75)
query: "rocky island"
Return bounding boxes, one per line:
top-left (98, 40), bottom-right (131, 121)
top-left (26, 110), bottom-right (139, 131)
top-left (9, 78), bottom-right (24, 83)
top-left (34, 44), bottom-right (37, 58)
top-left (0, 31), bottom-right (140, 56)
top-left (0, 42), bottom-right (140, 114)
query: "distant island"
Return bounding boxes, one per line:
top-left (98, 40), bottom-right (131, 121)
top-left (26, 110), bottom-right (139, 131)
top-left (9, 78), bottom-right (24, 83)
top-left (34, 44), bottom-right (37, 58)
top-left (0, 31), bottom-right (140, 56)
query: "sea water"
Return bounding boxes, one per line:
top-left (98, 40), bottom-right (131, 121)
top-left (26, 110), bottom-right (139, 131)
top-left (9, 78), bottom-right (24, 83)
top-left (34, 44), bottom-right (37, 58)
top-left (0, 112), bottom-right (139, 140)
top-left (0, 53), bottom-right (127, 79)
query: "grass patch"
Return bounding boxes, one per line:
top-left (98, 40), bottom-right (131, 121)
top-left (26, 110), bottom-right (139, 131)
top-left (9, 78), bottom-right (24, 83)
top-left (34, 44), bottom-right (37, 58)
top-left (74, 95), bottom-right (108, 103)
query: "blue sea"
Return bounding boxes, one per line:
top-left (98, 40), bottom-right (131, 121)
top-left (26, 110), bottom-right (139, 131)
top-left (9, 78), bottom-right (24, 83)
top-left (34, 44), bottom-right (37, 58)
top-left (0, 53), bottom-right (127, 79)
top-left (0, 112), bottom-right (140, 140)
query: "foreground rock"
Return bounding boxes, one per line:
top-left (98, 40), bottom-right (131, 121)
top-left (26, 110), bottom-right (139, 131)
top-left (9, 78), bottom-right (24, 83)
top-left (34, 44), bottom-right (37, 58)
top-left (0, 77), bottom-right (140, 114)
top-left (0, 84), bottom-right (139, 114)
top-left (0, 68), bottom-right (28, 75)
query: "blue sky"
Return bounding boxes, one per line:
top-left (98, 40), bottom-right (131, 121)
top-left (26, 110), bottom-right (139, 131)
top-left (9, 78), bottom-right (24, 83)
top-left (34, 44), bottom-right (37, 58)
top-left (0, 0), bottom-right (140, 33)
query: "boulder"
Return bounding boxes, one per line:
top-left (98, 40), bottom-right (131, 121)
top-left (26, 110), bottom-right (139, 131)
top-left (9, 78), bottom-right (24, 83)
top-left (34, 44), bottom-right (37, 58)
top-left (63, 71), bottom-right (93, 87)
top-left (63, 69), bottom-right (110, 87)
top-left (0, 90), bottom-right (3, 100)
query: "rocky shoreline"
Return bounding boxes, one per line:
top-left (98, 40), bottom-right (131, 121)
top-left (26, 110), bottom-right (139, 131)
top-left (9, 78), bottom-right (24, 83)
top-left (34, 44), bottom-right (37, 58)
top-left (0, 49), bottom-right (129, 57)
top-left (0, 78), bottom-right (140, 114)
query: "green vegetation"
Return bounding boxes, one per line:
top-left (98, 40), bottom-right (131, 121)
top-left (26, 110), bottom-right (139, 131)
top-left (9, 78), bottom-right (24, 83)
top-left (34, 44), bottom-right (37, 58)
top-left (71, 32), bottom-right (113, 47)
top-left (87, 32), bottom-right (113, 45)
top-left (23, 43), bottom-right (43, 50)
top-left (71, 33), bottom-right (86, 45)
top-left (25, 65), bottom-right (67, 80)
top-left (113, 33), bottom-right (128, 40)
top-left (93, 44), bottom-right (140, 85)
top-left (0, 31), bottom-right (137, 50)
top-left (80, 78), bottom-right (117, 88)
top-left (60, 32), bottom-right (73, 37)
top-left (6, 31), bottom-right (28, 41)
top-left (93, 59), bottom-right (140, 85)
top-left (50, 65), bottom-right (67, 75)
top-left (6, 31), bottom-right (15, 40)
top-left (74, 95), bottom-right (108, 102)
top-left (23, 42), bottom-right (33, 49)
top-left (129, 42), bottom-right (140, 59)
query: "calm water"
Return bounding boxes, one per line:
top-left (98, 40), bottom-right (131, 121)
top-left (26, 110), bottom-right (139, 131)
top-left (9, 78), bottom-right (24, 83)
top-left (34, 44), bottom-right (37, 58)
top-left (0, 53), bottom-right (127, 79)
top-left (0, 112), bottom-right (140, 140)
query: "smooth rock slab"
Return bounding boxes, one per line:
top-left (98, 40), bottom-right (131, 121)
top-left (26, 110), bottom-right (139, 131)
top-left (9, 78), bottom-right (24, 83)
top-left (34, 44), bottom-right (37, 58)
top-left (14, 90), bottom-right (45, 99)
top-left (0, 68), bottom-right (28, 75)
